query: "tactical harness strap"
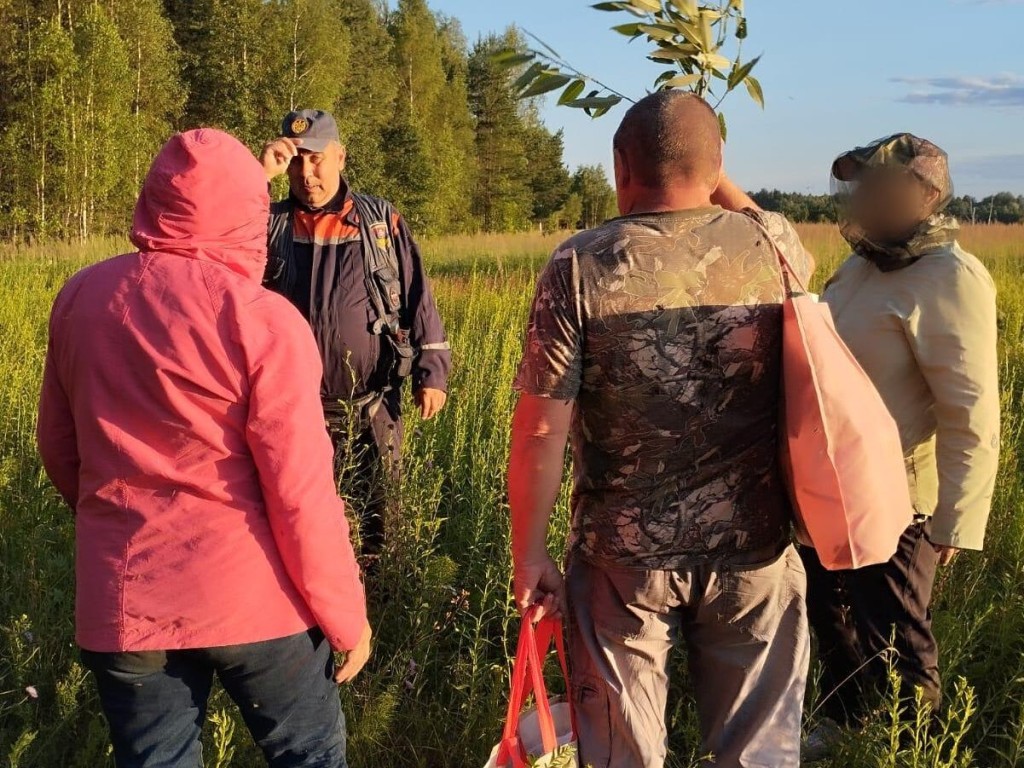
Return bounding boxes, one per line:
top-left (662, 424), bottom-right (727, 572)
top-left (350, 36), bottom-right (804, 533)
top-left (266, 193), bottom-right (454, 400)
top-left (266, 195), bottom-right (405, 336)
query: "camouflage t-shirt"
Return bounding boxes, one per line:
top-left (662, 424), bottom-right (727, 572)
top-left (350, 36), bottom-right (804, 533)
top-left (514, 207), bottom-right (814, 569)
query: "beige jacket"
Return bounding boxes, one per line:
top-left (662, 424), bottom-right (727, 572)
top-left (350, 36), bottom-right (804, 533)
top-left (823, 242), bottom-right (999, 550)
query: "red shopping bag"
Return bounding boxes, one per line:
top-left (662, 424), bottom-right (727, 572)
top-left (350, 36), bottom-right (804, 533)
top-left (754, 215), bottom-right (914, 570)
top-left (485, 609), bottom-right (578, 768)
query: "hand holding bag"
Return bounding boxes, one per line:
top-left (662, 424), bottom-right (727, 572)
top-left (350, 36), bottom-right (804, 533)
top-left (485, 608), bottom-right (578, 768)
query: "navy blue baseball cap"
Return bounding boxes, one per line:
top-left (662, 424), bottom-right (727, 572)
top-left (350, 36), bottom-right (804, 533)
top-left (281, 109), bottom-right (339, 153)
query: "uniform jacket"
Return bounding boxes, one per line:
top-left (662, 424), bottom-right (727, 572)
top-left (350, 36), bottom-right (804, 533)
top-left (266, 183), bottom-right (451, 403)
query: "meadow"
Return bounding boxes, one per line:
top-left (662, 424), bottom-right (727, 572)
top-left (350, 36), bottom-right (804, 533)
top-left (1, 223), bottom-right (1023, 767)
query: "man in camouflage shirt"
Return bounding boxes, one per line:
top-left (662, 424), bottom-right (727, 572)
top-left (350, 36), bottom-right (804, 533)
top-left (508, 92), bottom-right (814, 768)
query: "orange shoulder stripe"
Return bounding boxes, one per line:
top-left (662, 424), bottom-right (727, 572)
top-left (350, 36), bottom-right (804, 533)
top-left (293, 207), bottom-right (359, 244)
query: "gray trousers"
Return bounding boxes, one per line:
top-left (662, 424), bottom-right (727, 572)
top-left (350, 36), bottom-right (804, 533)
top-left (566, 544), bottom-right (809, 768)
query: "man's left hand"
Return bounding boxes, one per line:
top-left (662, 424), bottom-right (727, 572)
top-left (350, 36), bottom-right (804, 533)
top-left (415, 388), bottom-right (447, 420)
top-left (933, 544), bottom-right (960, 566)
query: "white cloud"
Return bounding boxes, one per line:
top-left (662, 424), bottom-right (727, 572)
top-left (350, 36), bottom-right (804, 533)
top-left (952, 0), bottom-right (1024, 5)
top-left (893, 74), bottom-right (1024, 107)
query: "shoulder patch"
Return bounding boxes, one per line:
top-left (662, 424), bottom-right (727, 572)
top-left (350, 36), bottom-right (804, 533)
top-left (369, 221), bottom-right (390, 250)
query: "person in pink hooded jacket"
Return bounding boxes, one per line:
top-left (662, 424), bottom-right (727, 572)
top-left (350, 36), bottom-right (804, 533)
top-left (36, 128), bottom-right (369, 768)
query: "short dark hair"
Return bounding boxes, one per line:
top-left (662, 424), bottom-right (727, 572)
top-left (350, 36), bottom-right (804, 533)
top-left (613, 91), bottom-right (722, 188)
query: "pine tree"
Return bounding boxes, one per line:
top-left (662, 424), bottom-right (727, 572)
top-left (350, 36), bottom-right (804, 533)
top-left (467, 32), bottom-right (533, 232)
top-left (387, 0), bottom-right (475, 233)
top-left (522, 119), bottom-right (571, 226)
top-left (571, 164), bottom-right (617, 230)
top-left (332, 0), bottom-right (398, 195)
top-left (164, 0), bottom-right (273, 146)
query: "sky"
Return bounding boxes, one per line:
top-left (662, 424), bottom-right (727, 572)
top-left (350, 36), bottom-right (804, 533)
top-left (428, 0), bottom-right (1024, 197)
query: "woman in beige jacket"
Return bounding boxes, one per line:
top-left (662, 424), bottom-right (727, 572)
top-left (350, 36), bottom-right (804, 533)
top-left (801, 134), bottom-right (1000, 740)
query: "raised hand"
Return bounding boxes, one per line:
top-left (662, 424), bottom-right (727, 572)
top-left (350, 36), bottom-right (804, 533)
top-left (260, 137), bottom-right (302, 181)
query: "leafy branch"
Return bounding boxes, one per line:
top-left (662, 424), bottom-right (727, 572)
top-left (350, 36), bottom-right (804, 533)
top-left (493, 0), bottom-right (763, 138)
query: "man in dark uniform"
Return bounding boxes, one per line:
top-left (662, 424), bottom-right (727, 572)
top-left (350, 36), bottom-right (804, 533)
top-left (260, 109), bottom-right (451, 560)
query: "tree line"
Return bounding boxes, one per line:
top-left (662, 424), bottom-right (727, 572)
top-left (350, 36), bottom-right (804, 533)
top-left (1, 0), bottom-right (1016, 241)
top-left (0, 0), bottom-right (621, 240)
top-left (751, 189), bottom-right (1024, 225)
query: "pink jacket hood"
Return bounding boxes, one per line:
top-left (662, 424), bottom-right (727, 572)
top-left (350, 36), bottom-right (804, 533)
top-left (130, 129), bottom-right (270, 282)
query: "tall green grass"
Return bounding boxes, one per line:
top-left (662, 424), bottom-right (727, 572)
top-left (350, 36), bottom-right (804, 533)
top-left (1, 225), bottom-right (1022, 767)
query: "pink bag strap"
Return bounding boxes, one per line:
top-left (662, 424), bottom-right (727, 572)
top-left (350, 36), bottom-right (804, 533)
top-left (495, 623), bottom-right (535, 767)
top-left (531, 613), bottom-right (577, 735)
top-left (496, 618), bottom-right (535, 766)
top-left (496, 608), bottom-right (559, 765)
top-left (741, 208), bottom-right (810, 298)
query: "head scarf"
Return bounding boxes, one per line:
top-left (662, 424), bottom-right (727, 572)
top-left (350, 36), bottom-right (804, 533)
top-left (831, 133), bottom-right (959, 272)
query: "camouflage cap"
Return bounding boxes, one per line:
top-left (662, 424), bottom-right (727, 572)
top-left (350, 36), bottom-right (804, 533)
top-left (831, 133), bottom-right (953, 207)
top-left (280, 109), bottom-right (339, 153)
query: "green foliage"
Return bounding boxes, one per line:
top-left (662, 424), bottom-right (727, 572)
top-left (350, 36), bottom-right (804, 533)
top-left (465, 33), bottom-right (574, 233)
top-left (384, 0), bottom-right (476, 233)
top-left (528, 743), bottom-right (576, 767)
top-left (524, 125), bottom-right (572, 224)
top-left (571, 165), bottom-right (618, 229)
top-left (809, 668), bottom-right (981, 767)
top-left (104, 0), bottom-right (185, 190)
top-left (0, 0), bottom-right (179, 239)
top-left (751, 188), bottom-right (838, 223)
top-left (546, 192), bottom-right (584, 232)
top-left (332, 0), bottom-right (398, 195)
top-left (468, 33), bottom-right (536, 232)
top-left (2, 227), bottom-right (1024, 765)
top-left (496, 0), bottom-right (762, 136)
top-left (208, 707), bottom-right (238, 768)
top-left (266, 0), bottom-right (352, 117)
top-left (948, 193), bottom-right (1024, 225)
top-left (750, 190), bottom-right (1024, 225)
top-left (0, 1), bottom-right (579, 239)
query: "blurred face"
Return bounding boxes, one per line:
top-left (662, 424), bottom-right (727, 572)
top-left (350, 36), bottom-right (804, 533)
top-left (848, 167), bottom-right (940, 243)
top-left (287, 142), bottom-right (345, 208)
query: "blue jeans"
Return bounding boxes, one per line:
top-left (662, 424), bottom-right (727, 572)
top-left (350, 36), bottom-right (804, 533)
top-left (80, 628), bottom-right (347, 768)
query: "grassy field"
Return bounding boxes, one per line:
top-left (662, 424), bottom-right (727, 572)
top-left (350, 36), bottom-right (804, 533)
top-left (1, 223), bottom-right (1023, 767)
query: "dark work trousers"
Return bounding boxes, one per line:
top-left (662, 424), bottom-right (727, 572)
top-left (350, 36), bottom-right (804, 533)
top-left (326, 391), bottom-right (402, 558)
top-left (80, 629), bottom-right (347, 768)
top-left (800, 520), bottom-right (941, 725)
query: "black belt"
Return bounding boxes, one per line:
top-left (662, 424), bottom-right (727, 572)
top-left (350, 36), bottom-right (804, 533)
top-left (322, 388), bottom-right (389, 424)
